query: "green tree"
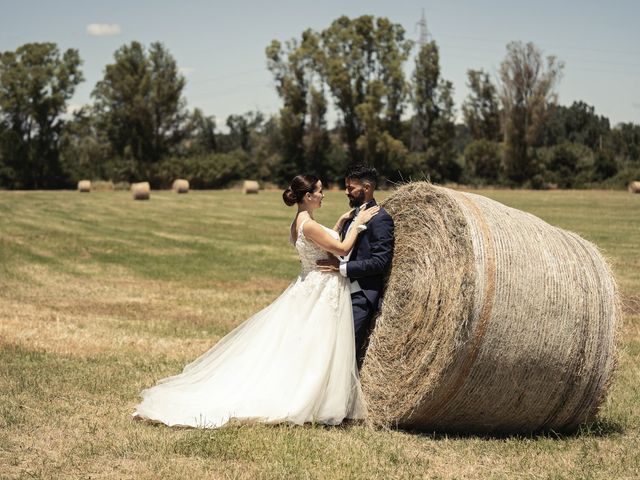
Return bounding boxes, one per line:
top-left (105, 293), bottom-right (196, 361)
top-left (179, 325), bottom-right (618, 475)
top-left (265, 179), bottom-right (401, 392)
top-left (319, 15), bottom-right (412, 167)
top-left (562, 101), bottom-right (609, 150)
top-left (266, 30), bottom-right (332, 182)
top-left (464, 139), bottom-right (501, 183)
top-left (249, 115), bottom-right (283, 182)
top-left (610, 122), bottom-right (640, 163)
top-left (462, 69), bottom-right (501, 141)
top-left (183, 108), bottom-right (217, 155)
top-left (499, 41), bottom-right (564, 184)
top-left (0, 42), bottom-right (83, 188)
top-left (267, 16), bottom-right (412, 181)
top-left (59, 107), bottom-right (110, 181)
top-left (222, 111), bottom-right (264, 153)
top-left (542, 101), bottom-right (610, 150)
top-left (92, 41), bottom-right (187, 180)
top-left (266, 34), bottom-right (311, 179)
top-left (215, 111), bottom-right (282, 182)
top-left (410, 41), bottom-right (438, 152)
top-left (593, 149), bottom-right (618, 180)
top-left (608, 122), bottom-right (640, 185)
top-left (544, 142), bottom-right (581, 188)
top-left (305, 86), bottom-right (331, 177)
top-left (410, 40), bottom-right (459, 182)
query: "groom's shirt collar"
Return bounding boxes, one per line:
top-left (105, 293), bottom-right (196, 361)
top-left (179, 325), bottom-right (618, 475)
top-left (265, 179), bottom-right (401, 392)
top-left (355, 201), bottom-right (371, 215)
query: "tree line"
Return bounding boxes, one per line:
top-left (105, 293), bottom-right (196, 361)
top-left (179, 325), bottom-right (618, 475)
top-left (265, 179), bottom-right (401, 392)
top-left (1, 15), bottom-right (638, 190)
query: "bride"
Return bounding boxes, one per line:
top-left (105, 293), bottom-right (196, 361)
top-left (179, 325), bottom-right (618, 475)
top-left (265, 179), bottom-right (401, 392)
top-left (133, 174), bottom-right (379, 428)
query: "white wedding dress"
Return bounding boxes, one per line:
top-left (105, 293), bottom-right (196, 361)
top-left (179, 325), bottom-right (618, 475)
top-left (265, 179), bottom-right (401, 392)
top-left (133, 219), bottom-right (366, 428)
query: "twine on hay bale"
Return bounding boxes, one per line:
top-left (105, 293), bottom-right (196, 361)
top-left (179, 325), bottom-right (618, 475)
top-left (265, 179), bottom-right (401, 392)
top-left (77, 180), bottom-right (91, 193)
top-left (628, 181), bottom-right (640, 193)
top-left (131, 182), bottom-right (151, 200)
top-left (242, 180), bottom-right (259, 194)
top-left (172, 179), bottom-right (189, 194)
top-left (361, 181), bottom-right (620, 434)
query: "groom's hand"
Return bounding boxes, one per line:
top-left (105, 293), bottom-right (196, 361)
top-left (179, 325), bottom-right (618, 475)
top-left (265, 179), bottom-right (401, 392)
top-left (316, 256), bottom-right (340, 272)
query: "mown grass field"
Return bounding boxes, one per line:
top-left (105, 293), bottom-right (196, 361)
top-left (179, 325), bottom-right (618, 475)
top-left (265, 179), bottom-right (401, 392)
top-left (1, 187), bottom-right (639, 479)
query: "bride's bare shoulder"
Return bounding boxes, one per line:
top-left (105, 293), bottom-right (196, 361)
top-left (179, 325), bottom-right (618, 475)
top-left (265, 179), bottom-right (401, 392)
top-left (295, 213), bottom-right (313, 229)
top-left (301, 218), bottom-right (327, 238)
top-left (291, 213), bottom-right (314, 242)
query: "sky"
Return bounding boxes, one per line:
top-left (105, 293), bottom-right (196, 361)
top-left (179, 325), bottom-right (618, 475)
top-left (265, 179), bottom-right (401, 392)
top-left (1, 0), bottom-right (639, 129)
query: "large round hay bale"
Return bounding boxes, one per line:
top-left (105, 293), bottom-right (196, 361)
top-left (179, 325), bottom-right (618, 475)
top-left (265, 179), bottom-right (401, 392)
top-left (131, 182), bottom-right (150, 200)
top-left (172, 179), bottom-right (189, 194)
top-left (77, 180), bottom-right (91, 193)
top-left (628, 181), bottom-right (640, 193)
top-left (362, 182), bottom-right (619, 434)
top-left (242, 180), bottom-right (259, 194)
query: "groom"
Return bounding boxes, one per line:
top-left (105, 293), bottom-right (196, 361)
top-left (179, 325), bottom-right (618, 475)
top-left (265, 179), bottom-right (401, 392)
top-left (317, 165), bottom-right (394, 369)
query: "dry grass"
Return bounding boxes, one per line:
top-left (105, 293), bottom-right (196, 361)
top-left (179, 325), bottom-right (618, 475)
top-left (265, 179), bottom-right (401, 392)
top-left (0, 188), bottom-right (639, 479)
top-left (0, 264), bottom-right (288, 360)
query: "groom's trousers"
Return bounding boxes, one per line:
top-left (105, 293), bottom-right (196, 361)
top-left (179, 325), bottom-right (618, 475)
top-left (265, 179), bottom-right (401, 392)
top-left (351, 291), bottom-right (375, 370)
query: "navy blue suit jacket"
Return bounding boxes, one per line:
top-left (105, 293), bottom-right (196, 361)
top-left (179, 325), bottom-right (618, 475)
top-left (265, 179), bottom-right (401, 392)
top-left (341, 199), bottom-right (394, 309)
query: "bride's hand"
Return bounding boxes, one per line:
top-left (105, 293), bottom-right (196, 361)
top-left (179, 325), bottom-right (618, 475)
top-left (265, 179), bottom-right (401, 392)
top-left (354, 206), bottom-right (380, 226)
top-left (339, 209), bottom-right (356, 222)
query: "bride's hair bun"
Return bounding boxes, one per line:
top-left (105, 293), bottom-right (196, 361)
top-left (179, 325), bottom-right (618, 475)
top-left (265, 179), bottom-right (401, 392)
top-left (282, 187), bottom-right (297, 206)
top-left (282, 174), bottom-right (320, 207)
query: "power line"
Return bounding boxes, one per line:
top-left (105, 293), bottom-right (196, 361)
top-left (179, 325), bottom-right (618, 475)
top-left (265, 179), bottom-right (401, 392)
top-left (439, 43), bottom-right (640, 70)
top-left (440, 41), bottom-right (633, 63)
top-left (186, 81), bottom-right (272, 99)
top-left (188, 68), bottom-right (267, 86)
top-left (435, 32), bottom-right (640, 57)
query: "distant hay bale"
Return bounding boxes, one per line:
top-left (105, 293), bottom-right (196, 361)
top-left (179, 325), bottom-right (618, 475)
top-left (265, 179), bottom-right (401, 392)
top-left (77, 180), bottom-right (91, 193)
top-left (362, 182), bottom-right (620, 434)
top-left (172, 179), bottom-right (189, 193)
top-left (131, 182), bottom-right (150, 200)
top-left (628, 181), bottom-right (640, 193)
top-left (242, 180), bottom-right (259, 194)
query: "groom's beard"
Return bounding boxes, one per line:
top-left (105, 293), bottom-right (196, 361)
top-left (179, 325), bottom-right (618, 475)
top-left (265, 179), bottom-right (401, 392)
top-left (348, 191), bottom-right (366, 208)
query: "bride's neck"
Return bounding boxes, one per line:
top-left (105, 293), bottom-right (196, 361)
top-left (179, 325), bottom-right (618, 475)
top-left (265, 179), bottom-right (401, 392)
top-left (297, 205), bottom-right (314, 219)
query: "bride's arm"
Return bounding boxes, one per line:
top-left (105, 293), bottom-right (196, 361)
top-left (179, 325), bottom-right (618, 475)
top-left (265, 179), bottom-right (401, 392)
top-left (303, 207), bottom-right (379, 257)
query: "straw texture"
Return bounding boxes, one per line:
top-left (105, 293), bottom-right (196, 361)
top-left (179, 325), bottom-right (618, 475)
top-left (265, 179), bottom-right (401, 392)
top-left (77, 180), bottom-right (91, 193)
top-left (131, 182), bottom-right (150, 200)
top-left (242, 180), bottom-right (259, 194)
top-left (361, 182), bottom-right (620, 433)
top-left (172, 179), bottom-right (189, 193)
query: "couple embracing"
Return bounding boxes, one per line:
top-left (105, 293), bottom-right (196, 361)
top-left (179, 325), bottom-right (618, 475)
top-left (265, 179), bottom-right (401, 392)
top-left (134, 165), bottom-right (394, 428)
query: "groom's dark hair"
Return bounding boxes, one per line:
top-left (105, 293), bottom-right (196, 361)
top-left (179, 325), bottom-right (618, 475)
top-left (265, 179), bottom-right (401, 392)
top-left (345, 164), bottom-right (378, 190)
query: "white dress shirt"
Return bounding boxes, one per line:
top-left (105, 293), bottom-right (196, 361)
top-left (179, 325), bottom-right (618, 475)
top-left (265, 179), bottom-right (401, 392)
top-left (338, 202), bottom-right (369, 293)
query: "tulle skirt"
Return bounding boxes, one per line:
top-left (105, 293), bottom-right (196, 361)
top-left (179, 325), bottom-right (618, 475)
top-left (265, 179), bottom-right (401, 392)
top-left (133, 271), bottom-right (366, 428)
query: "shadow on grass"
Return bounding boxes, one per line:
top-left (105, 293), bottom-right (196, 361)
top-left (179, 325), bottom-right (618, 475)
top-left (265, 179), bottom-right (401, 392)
top-left (132, 415), bottom-right (626, 447)
top-left (392, 416), bottom-right (626, 441)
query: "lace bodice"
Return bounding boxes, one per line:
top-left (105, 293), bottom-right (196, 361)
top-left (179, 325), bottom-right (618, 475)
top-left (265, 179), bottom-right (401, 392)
top-left (291, 218), bottom-right (338, 274)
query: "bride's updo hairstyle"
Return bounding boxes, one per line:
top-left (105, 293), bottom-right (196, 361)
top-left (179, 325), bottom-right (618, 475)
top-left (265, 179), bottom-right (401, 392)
top-left (282, 174), bottom-right (320, 206)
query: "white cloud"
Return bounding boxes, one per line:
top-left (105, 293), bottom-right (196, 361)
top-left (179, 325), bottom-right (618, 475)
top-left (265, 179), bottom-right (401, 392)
top-left (179, 67), bottom-right (195, 76)
top-left (86, 23), bottom-right (121, 36)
